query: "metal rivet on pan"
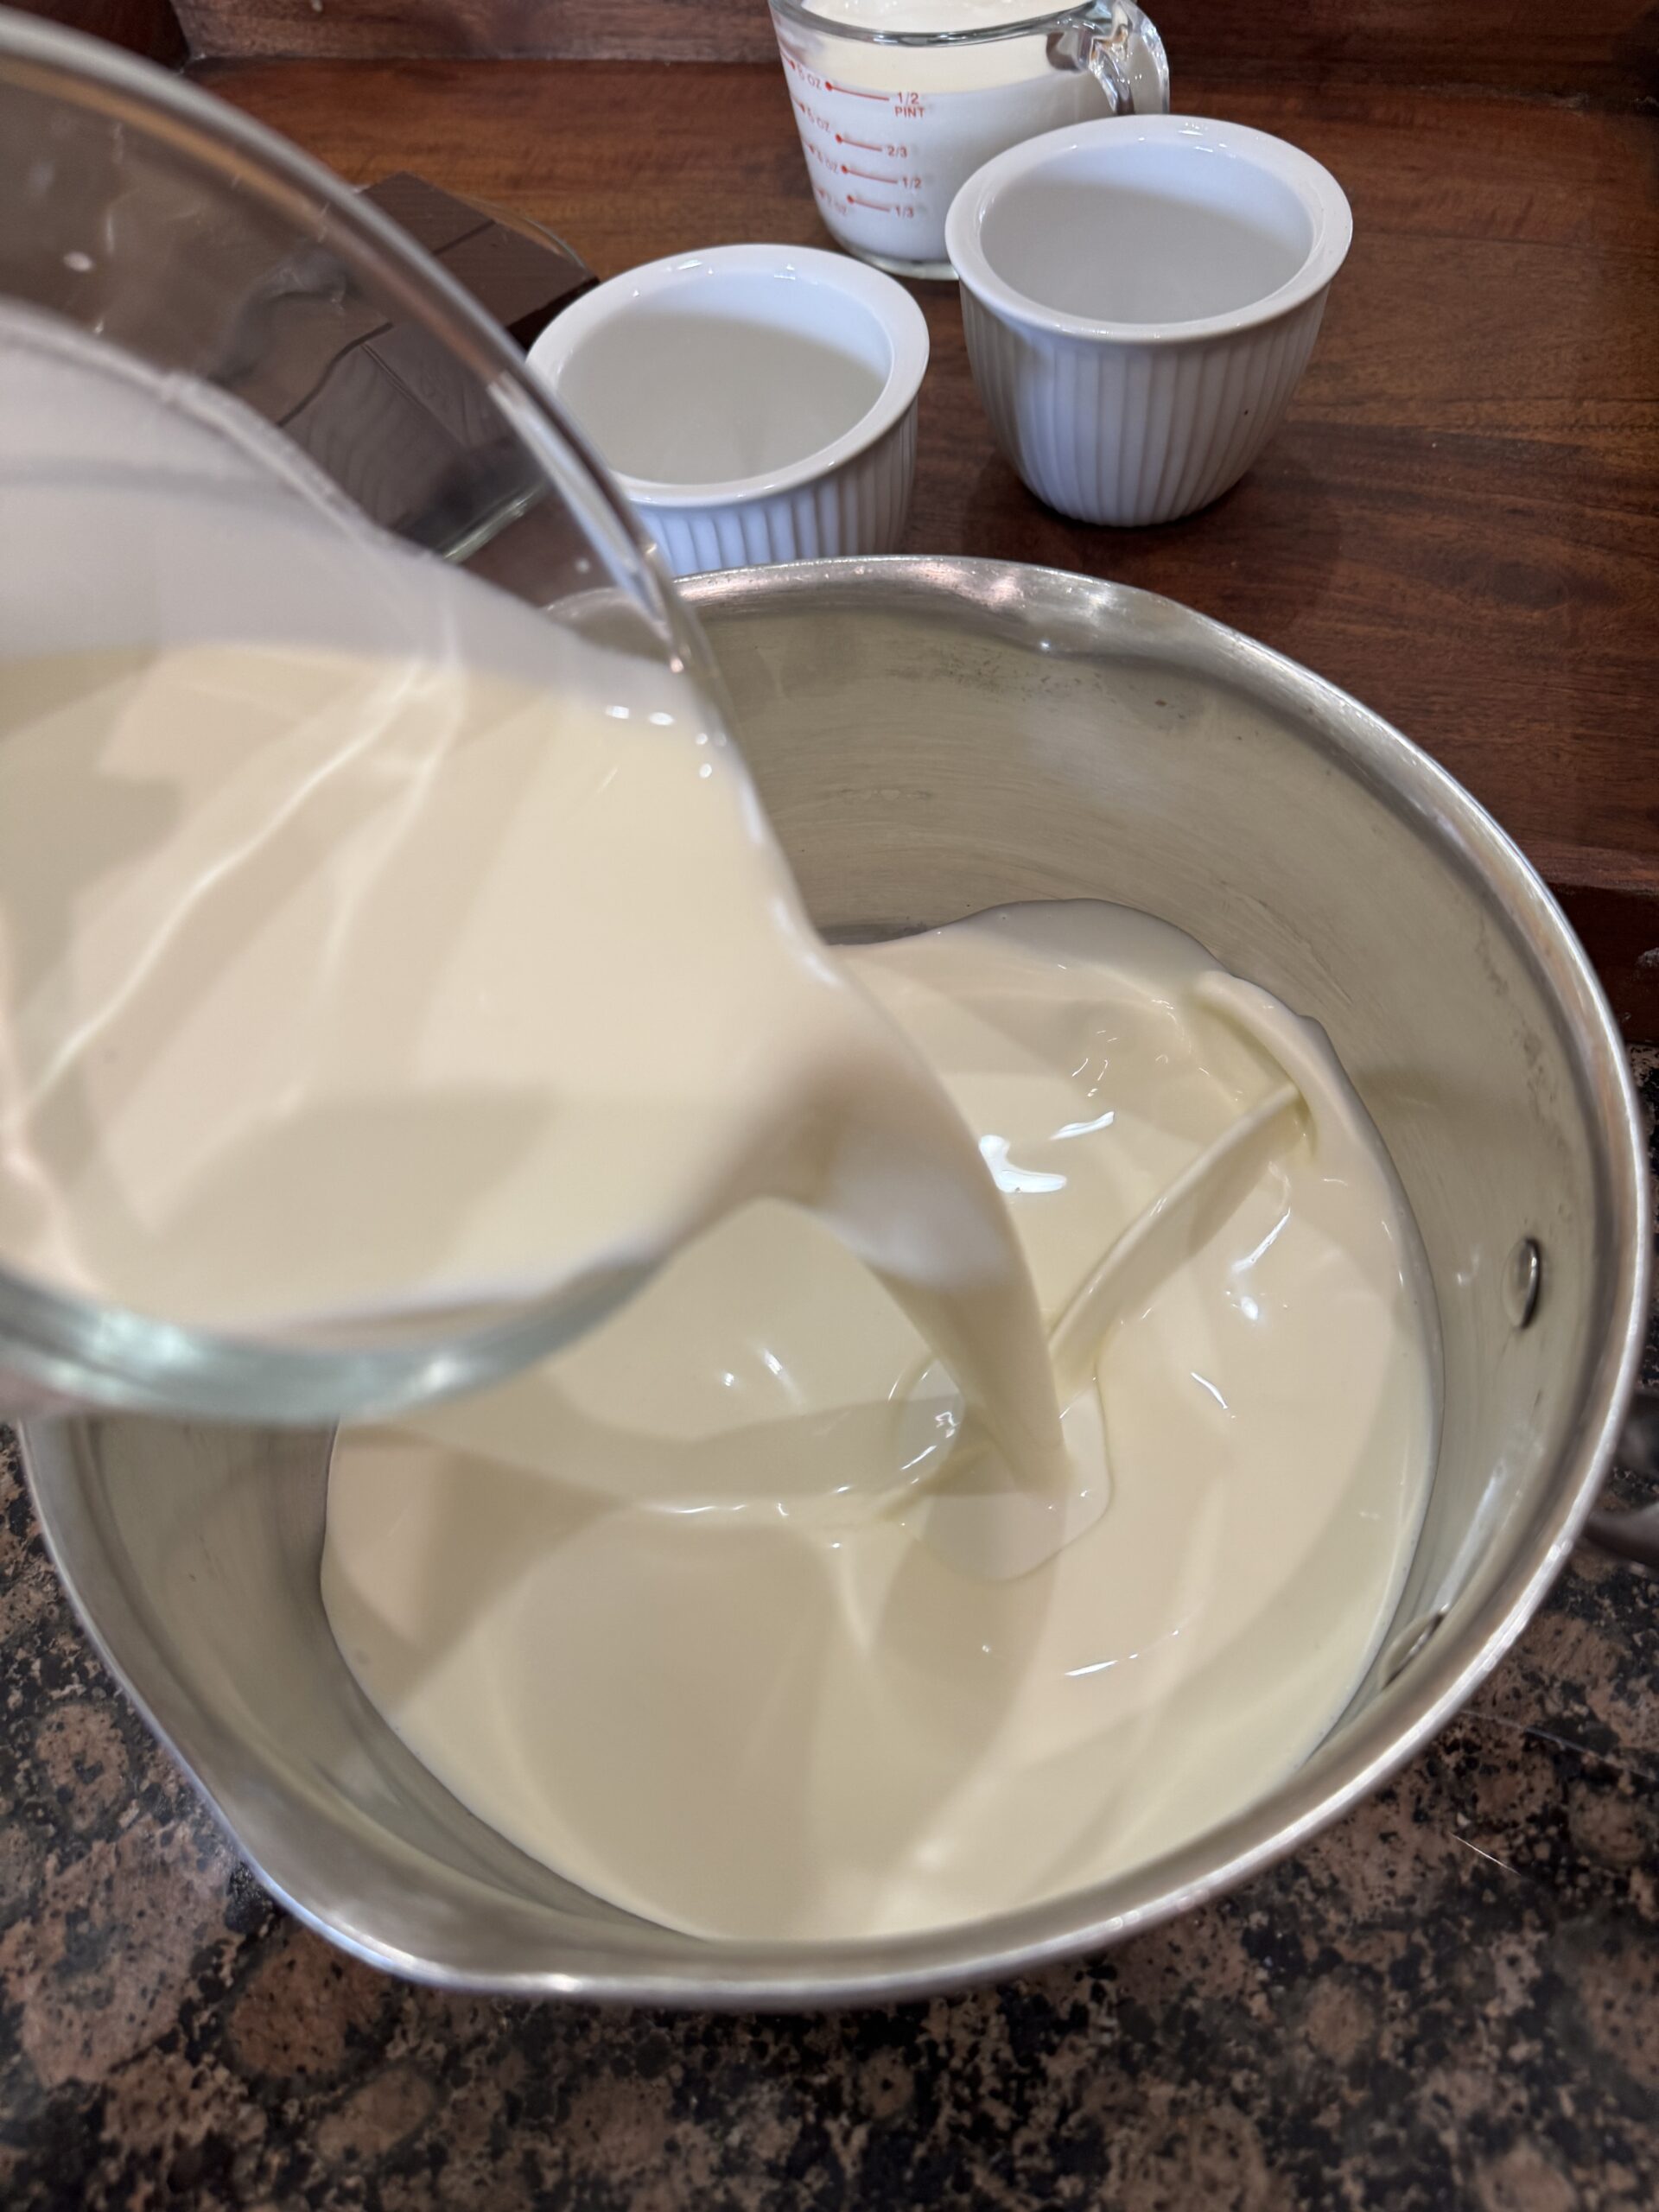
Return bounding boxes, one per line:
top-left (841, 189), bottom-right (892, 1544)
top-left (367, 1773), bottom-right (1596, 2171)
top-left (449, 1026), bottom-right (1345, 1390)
top-left (1503, 1236), bottom-right (1542, 1329)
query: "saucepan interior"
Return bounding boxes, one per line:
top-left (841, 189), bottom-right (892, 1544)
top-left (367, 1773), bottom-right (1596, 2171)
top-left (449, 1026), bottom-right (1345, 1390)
top-left (20, 558), bottom-right (1647, 2005)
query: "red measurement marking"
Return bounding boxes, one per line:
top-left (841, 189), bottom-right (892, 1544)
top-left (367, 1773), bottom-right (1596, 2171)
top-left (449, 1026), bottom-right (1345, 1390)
top-left (848, 193), bottom-right (898, 213)
top-left (825, 80), bottom-right (888, 100)
top-left (836, 134), bottom-right (884, 151)
top-left (842, 164), bottom-right (899, 184)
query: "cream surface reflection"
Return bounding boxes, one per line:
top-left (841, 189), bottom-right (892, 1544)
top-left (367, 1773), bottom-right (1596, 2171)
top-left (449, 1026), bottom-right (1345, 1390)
top-left (324, 904), bottom-right (1436, 1943)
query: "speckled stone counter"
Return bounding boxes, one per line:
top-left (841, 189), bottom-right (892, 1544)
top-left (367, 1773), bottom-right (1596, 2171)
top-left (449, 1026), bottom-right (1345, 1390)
top-left (1, 1059), bottom-right (1653, 2212)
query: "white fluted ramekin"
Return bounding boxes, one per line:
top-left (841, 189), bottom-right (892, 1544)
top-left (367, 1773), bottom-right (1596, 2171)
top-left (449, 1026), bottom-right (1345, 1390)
top-left (527, 244), bottom-right (927, 578)
top-left (947, 117), bottom-right (1351, 528)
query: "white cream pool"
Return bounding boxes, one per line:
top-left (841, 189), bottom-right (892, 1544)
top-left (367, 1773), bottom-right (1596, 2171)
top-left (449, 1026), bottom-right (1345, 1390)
top-left (324, 901), bottom-right (1435, 1944)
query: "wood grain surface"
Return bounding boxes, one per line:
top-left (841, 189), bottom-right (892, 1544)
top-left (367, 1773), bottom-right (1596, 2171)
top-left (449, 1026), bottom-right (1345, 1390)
top-left (193, 54), bottom-right (1659, 1027)
top-left (11, 0), bottom-right (187, 63)
top-left (175, 0), bottom-right (775, 66)
top-left (170, 0), bottom-right (1659, 106)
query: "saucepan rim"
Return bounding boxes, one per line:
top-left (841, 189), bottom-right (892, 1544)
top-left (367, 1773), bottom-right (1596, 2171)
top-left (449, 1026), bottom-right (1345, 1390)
top-left (21, 556), bottom-right (1649, 2006)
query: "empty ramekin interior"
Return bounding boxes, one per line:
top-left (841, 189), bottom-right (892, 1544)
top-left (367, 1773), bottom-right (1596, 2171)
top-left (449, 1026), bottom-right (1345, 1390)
top-left (981, 138), bottom-right (1315, 327)
top-left (551, 265), bottom-right (898, 496)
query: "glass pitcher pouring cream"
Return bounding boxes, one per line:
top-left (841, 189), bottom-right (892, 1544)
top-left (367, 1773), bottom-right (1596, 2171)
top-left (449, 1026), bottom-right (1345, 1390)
top-left (0, 16), bottom-right (750, 1427)
top-left (769, 0), bottom-right (1169, 278)
top-left (0, 9), bottom-right (1119, 1535)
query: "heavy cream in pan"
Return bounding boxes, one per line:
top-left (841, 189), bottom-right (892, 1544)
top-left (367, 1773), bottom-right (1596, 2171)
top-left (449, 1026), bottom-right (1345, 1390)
top-left (326, 902), bottom-right (1433, 1940)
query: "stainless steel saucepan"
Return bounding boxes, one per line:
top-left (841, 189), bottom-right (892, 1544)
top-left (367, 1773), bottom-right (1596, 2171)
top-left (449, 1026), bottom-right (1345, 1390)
top-left (18, 556), bottom-right (1652, 2005)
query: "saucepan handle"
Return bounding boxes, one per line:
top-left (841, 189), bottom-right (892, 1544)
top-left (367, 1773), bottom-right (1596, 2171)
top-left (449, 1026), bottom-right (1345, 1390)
top-left (1582, 1386), bottom-right (1659, 1568)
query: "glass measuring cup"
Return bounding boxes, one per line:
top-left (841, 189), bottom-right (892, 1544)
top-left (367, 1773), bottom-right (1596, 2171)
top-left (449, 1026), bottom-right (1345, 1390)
top-left (770, 0), bottom-right (1169, 278)
top-left (0, 16), bottom-right (731, 1427)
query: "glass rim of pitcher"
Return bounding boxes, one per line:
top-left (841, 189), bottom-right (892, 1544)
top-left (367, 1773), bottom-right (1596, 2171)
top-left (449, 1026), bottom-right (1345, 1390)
top-left (0, 11), bottom-right (739, 1426)
top-left (0, 12), bottom-right (698, 671)
top-left (768, 0), bottom-right (1123, 48)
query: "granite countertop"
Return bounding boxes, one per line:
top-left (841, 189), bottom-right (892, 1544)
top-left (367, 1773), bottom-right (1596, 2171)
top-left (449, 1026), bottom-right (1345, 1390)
top-left (0, 1052), bottom-right (1652, 2211)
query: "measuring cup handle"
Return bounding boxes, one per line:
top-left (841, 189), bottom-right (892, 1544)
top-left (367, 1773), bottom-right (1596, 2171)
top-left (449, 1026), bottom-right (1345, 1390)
top-left (1053, 2), bottom-right (1170, 118)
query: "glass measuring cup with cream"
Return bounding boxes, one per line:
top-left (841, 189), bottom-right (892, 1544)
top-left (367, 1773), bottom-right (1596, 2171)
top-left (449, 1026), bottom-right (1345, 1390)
top-left (0, 10), bottom-right (1106, 1576)
top-left (769, 0), bottom-right (1168, 276)
top-left (0, 16), bottom-right (754, 1426)
top-left (0, 24), bottom-right (1125, 1602)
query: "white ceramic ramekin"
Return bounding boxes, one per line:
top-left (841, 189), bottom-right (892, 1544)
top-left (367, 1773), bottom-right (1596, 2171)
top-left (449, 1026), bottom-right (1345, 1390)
top-left (946, 116), bottom-right (1352, 527)
top-left (527, 244), bottom-right (928, 577)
